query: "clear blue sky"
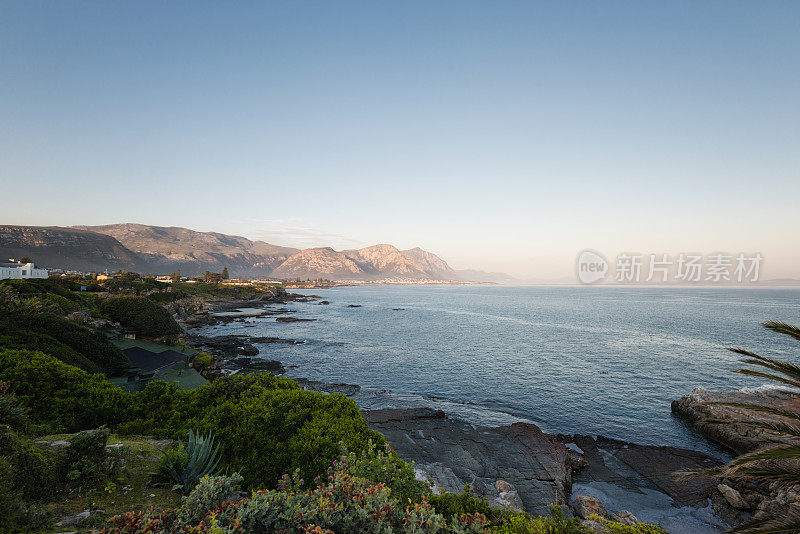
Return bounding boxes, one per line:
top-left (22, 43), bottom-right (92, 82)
top-left (1, 1), bottom-right (798, 279)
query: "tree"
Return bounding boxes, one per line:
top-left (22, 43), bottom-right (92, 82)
top-left (18, 256), bottom-right (32, 264)
top-left (221, 267), bottom-right (229, 280)
top-left (203, 271), bottom-right (222, 284)
top-left (171, 270), bottom-right (181, 283)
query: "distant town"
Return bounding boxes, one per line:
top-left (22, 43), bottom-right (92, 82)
top-left (0, 257), bottom-right (475, 288)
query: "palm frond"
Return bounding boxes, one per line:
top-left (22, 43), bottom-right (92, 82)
top-left (737, 355), bottom-right (800, 378)
top-left (701, 418), bottom-right (800, 439)
top-left (705, 402), bottom-right (800, 421)
top-left (762, 321), bottom-right (800, 342)
top-left (730, 444), bottom-right (800, 466)
top-left (734, 369), bottom-right (800, 389)
top-left (726, 348), bottom-right (800, 386)
top-left (728, 506), bottom-right (800, 534)
top-left (730, 463), bottom-right (800, 483)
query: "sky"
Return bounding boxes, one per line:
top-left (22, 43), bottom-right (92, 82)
top-left (1, 1), bottom-right (798, 280)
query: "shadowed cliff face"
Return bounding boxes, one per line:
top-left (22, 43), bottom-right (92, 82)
top-left (0, 225), bottom-right (151, 272)
top-left (76, 223), bottom-right (299, 277)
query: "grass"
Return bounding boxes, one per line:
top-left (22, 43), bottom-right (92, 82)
top-left (35, 434), bottom-right (183, 533)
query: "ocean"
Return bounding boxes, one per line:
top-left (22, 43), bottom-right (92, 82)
top-left (203, 285), bottom-right (800, 455)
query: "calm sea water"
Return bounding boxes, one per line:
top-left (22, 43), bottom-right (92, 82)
top-left (204, 286), bottom-right (800, 454)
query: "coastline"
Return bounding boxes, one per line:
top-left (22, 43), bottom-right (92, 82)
top-left (177, 291), bottom-right (788, 533)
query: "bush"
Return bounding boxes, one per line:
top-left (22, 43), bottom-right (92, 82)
top-left (0, 427), bottom-right (57, 501)
top-left (592, 515), bottom-right (667, 534)
top-left (0, 499), bottom-right (52, 534)
top-left (431, 485), bottom-right (504, 522)
top-left (0, 311), bottom-right (129, 375)
top-left (193, 351), bottom-right (214, 371)
top-left (0, 381), bottom-right (28, 428)
top-left (63, 426), bottom-right (112, 491)
top-left (336, 438), bottom-right (429, 504)
top-left (0, 349), bottom-right (131, 433)
top-left (148, 290), bottom-right (189, 304)
top-left (492, 505), bottom-right (584, 533)
top-left (106, 468), bottom-right (489, 534)
top-left (180, 474), bottom-right (243, 525)
top-left (0, 351), bottom-right (384, 492)
top-left (102, 296), bottom-right (181, 337)
top-left (0, 329), bottom-right (99, 373)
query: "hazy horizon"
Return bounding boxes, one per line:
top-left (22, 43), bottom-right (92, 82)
top-left (2, 2), bottom-right (798, 280)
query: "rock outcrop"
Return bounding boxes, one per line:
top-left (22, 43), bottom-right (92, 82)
top-left (671, 387), bottom-right (800, 454)
top-left (363, 408), bottom-right (576, 516)
top-left (573, 495), bottom-right (607, 519)
top-left (672, 387), bottom-right (800, 530)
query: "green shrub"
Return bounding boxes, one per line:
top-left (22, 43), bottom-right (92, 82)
top-left (0, 351), bottom-right (384, 493)
top-left (43, 293), bottom-right (81, 314)
top-left (193, 351), bottom-right (214, 371)
top-left (336, 438), bottom-right (430, 504)
top-left (431, 485), bottom-right (504, 522)
top-left (102, 296), bottom-right (181, 337)
top-left (106, 469), bottom-right (489, 533)
top-left (0, 428), bottom-right (57, 501)
top-left (148, 290), bottom-right (189, 304)
top-left (592, 515), bottom-right (667, 534)
top-left (0, 499), bottom-right (52, 534)
top-left (0, 349), bottom-right (131, 433)
top-left (122, 373), bottom-right (385, 490)
top-left (492, 505), bottom-right (583, 533)
top-left (0, 381), bottom-right (28, 428)
top-left (1, 278), bottom-right (75, 299)
top-left (0, 455), bottom-right (15, 528)
top-left (179, 474), bottom-right (243, 525)
top-left (0, 311), bottom-right (129, 375)
top-left (63, 426), bottom-right (112, 491)
top-left (0, 329), bottom-right (98, 373)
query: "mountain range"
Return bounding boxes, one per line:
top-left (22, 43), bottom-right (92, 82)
top-left (0, 224), bottom-right (508, 282)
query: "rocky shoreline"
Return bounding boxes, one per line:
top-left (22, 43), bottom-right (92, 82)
top-left (671, 387), bottom-right (800, 526)
top-left (172, 293), bottom-right (794, 533)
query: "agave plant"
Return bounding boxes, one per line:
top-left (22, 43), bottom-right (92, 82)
top-left (701, 321), bottom-right (800, 533)
top-left (158, 429), bottom-right (221, 494)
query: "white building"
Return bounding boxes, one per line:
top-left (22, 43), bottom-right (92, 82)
top-left (0, 260), bottom-right (48, 280)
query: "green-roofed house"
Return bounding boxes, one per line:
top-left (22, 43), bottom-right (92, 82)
top-left (107, 337), bottom-right (207, 392)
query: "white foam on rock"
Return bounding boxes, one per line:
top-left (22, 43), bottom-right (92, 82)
top-left (739, 383), bottom-right (799, 394)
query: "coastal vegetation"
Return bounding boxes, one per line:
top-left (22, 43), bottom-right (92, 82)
top-left (0, 276), bottom-right (668, 533)
top-left (0, 293), bottom-right (129, 376)
top-left (101, 296), bottom-right (181, 338)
